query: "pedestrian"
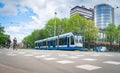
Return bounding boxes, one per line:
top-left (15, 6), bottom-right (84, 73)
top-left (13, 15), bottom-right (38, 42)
top-left (6, 36), bottom-right (11, 49)
top-left (13, 37), bottom-right (17, 50)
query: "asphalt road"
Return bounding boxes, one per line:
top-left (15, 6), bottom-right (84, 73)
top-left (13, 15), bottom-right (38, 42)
top-left (0, 48), bottom-right (120, 73)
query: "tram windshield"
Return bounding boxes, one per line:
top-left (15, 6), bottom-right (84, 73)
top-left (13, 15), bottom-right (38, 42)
top-left (75, 36), bottom-right (82, 43)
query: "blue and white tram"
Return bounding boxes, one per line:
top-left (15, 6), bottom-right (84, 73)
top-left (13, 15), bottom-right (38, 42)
top-left (35, 32), bottom-right (84, 51)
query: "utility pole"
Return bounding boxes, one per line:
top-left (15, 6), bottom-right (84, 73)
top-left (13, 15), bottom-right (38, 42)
top-left (54, 12), bottom-right (57, 36)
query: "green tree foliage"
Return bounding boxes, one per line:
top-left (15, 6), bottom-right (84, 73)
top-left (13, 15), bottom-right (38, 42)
top-left (116, 24), bottom-right (120, 47)
top-left (0, 25), bottom-right (9, 47)
top-left (69, 14), bottom-right (99, 42)
top-left (0, 24), bottom-right (4, 34)
top-left (31, 29), bottom-right (48, 41)
top-left (23, 29), bottom-right (48, 48)
top-left (23, 35), bottom-right (34, 48)
top-left (83, 20), bottom-right (99, 41)
top-left (60, 18), bottom-right (69, 33)
top-left (105, 23), bottom-right (117, 49)
top-left (67, 13), bottom-right (87, 32)
top-left (45, 18), bottom-right (64, 37)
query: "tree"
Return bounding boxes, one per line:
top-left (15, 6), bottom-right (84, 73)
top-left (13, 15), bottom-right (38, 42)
top-left (60, 18), bottom-right (69, 33)
top-left (116, 24), bottom-right (120, 48)
top-left (45, 18), bottom-right (64, 37)
top-left (67, 13), bottom-right (87, 33)
top-left (105, 23), bottom-right (117, 50)
top-left (23, 29), bottom-right (48, 48)
top-left (83, 20), bottom-right (99, 42)
top-left (66, 13), bottom-right (99, 42)
top-left (0, 24), bottom-right (4, 35)
top-left (0, 25), bottom-right (8, 47)
top-left (23, 35), bottom-right (34, 48)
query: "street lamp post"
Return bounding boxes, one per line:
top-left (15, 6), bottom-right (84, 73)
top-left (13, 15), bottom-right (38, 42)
top-left (54, 12), bottom-right (57, 36)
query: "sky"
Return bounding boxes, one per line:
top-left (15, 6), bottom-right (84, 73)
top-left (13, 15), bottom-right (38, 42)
top-left (0, 0), bottom-right (120, 42)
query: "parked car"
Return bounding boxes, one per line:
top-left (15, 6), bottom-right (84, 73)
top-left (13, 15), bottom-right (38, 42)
top-left (96, 46), bottom-right (107, 52)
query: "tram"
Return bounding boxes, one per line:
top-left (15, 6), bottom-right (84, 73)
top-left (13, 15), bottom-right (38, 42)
top-left (35, 32), bottom-right (85, 51)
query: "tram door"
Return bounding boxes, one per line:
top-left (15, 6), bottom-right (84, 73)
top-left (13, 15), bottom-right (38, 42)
top-left (53, 40), bottom-right (56, 48)
top-left (48, 41), bottom-right (50, 48)
top-left (67, 36), bottom-right (70, 47)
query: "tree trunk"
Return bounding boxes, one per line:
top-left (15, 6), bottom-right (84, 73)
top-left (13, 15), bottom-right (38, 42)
top-left (119, 41), bottom-right (120, 48)
top-left (109, 42), bottom-right (112, 51)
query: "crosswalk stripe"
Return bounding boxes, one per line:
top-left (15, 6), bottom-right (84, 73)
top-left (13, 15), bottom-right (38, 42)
top-left (56, 60), bottom-right (74, 64)
top-left (103, 61), bottom-right (120, 65)
top-left (6, 54), bottom-right (17, 56)
top-left (76, 64), bottom-right (102, 70)
top-left (44, 58), bottom-right (57, 60)
top-left (83, 58), bottom-right (97, 61)
top-left (68, 56), bottom-right (79, 58)
top-left (24, 54), bottom-right (33, 56)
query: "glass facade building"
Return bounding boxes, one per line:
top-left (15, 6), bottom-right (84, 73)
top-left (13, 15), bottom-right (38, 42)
top-left (94, 4), bottom-right (114, 29)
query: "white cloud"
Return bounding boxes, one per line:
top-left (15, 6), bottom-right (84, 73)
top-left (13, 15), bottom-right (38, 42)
top-left (0, 3), bottom-right (18, 15)
top-left (2, 0), bottom-right (120, 42)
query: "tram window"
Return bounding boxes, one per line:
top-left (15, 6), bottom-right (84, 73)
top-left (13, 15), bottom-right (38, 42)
top-left (63, 37), bottom-right (67, 45)
top-left (35, 43), bottom-right (37, 46)
top-left (36, 43), bottom-right (38, 46)
top-left (59, 38), bottom-right (62, 45)
top-left (49, 40), bottom-right (53, 46)
top-left (58, 38), bottom-right (61, 45)
top-left (43, 41), bottom-right (46, 46)
top-left (71, 36), bottom-right (74, 45)
top-left (37, 43), bottom-right (39, 46)
top-left (41, 42), bottom-right (43, 46)
top-left (78, 36), bottom-right (82, 43)
top-left (79, 39), bottom-right (82, 43)
top-left (38, 43), bottom-right (40, 47)
top-left (39, 43), bottom-right (41, 47)
top-left (39, 42), bottom-right (41, 46)
top-left (59, 37), bottom-right (67, 45)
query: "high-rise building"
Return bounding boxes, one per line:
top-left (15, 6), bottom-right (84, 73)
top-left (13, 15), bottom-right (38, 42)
top-left (94, 4), bottom-right (114, 29)
top-left (70, 6), bottom-right (94, 20)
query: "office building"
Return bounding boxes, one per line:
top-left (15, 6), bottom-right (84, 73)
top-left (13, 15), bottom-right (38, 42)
top-left (94, 4), bottom-right (114, 29)
top-left (70, 6), bottom-right (94, 20)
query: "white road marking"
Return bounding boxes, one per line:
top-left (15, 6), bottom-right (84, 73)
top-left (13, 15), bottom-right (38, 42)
top-left (34, 55), bottom-right (49, 58)
top-left (83, 58), bottom-right (97, 61)
top-left (68, 56), bottom-right (78, 58)
top-left (43, 54), bottom-right (51, 57)
top-left (6, 54), bottom-right (17, 56)
top-left (103, 61), bottom-right (120, 65)
top-left (76, 64), bottom-right (102, 70)
top-left (59, 54), bottom-right (68, 57)
top-left (104, 54), bottom-right (113, 57)
top-left (44, 58), bottom-right (57, 60)
top-left (7, 52), bottom-right (12, 53)
top-left (76, 55), bottom-right (84, 56)
top-left (44, 53), bottom-right (52, 55)
top-left (18, 52), bottom-right (26, 54)
top-left (56, 60), bottom-right (74, 64)
top-left (32, 52), bottom-right (40, 55)
top-left (91, 54), bottom-right (101, 56)
top-left (24, 54), bottom-right (33, 56)
top-left (34, 56), bottom-right (43, 58)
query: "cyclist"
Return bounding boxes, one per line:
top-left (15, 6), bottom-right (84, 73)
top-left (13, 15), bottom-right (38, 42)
top-left (6, 36), bottom-right (11, 49)
top-left (13, 37), bottom-right (17, 50)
